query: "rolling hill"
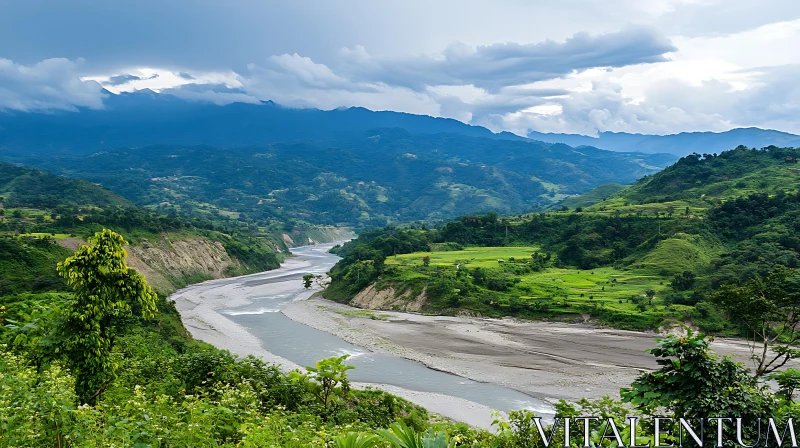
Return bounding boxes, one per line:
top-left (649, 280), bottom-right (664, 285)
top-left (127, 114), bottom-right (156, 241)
top-left (0, 163), bottom-right (287, 295)
top-left (323, 146), bottom-right (800, 332)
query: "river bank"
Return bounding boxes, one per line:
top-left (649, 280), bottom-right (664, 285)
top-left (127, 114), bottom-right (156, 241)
top-left (170, 243), bottom-right (510, 430)
top-left (283, 296), bottom-right (782, 403)
top-left (172, 242), bottom-right (789, 430)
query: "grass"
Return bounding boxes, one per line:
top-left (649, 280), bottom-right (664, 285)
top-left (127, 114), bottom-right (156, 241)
top-left (386, 246), bottom-right (542, 268)
top-left (632, 233), bottom-right (723, 275)
top-left (335, 310), bottom-right (393, 320)
top-left (381, 247), bottom-right (677, 330)
top-left (18, 232), bottom-right (72, 239)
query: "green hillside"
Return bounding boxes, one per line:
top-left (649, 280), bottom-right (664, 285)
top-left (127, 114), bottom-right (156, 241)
top-left (0, 163), bottom-right (287, 295)
top-left (325, 146), bottom-right (800, 332)
top-left (558, 183), bottom-right (625, 210)
top-left (12, 130), bottom-right (673, 229)
top-left (0, 165), bottom-right (439, 446)
top-left (0, 163), bottom-right (132, 209)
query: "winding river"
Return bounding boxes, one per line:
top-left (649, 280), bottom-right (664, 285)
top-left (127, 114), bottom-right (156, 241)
top-left (218, 244), bottom-right (551, 416)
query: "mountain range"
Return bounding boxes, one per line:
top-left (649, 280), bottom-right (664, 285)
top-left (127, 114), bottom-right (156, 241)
top-left (527, 127), bottom-right (800, 156)
top-left (0, 90), bottom-right (675, 227)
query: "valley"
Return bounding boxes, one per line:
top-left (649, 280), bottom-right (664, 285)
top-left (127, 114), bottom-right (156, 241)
top-left (4, 4), bottom-right (800, 446)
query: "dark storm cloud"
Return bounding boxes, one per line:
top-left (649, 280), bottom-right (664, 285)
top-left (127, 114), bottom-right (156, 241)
top-left (338, 27), bottom-right (676, 92)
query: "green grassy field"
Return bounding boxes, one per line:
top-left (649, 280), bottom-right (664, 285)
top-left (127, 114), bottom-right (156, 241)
top-left (380, 246), bottom-right (681, 329)
top-left (387, 246), bottom-right (543, 268)
top-left (17, 232), bottom-right (72, 239)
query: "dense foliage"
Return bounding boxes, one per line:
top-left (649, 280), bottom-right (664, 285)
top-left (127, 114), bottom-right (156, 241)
top-left (0, 164), bottom-right (285, 290)
top-left (8, 137), bottom-right (670, 230)
top-left (327, 147), bottom-right (800, 333)
top-left (1, 232), bottom-right (436, 447)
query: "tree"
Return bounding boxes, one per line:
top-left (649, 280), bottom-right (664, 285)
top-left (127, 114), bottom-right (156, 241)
top-left (621, 332), bottom-right (774, 441)
top-left (771, 368), bottom-right (800, 402)
top-left (644, 289), bottom-right (656, 305)
top-left (55, 229), bottom-right (158, 404)
top-left (304, 355), bottom-right (355, 408)
top-left (670, 271), bottom-right (696, 291)
top-left (713, 268), bottom-right (800, 377)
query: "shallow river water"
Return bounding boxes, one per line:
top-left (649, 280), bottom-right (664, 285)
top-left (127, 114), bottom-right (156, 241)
top-left (224, 244), bottom-right (552, 415)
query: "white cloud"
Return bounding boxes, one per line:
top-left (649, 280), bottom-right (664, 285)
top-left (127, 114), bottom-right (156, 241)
top-left (0, 58), bottom-right (105, 111)
top-left (2, 1), bottom-right (800, 136)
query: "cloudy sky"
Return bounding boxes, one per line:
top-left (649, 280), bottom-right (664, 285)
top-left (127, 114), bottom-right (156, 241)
top-left (1, 0), bottom-right (799, 136)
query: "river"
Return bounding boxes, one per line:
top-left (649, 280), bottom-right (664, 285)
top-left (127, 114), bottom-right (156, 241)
top-left (216, 244), bottom-right (552, 417)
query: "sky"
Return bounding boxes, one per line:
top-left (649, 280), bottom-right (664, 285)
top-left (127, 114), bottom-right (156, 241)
top-left (1, 0), bottom-right (799, 136)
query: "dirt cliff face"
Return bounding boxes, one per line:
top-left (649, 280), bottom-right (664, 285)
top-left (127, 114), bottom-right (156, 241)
top-left (127, 236), bottom-right (240, 294)
top-left (58, 234), bottom-right (241, 294)
top-left (349, 283), bottom-right (428, 312)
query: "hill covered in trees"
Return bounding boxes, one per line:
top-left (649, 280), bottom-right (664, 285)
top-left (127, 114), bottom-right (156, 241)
top-left (0, 90), bottom-right (675, 228)
top-left (11, 131), bottom-right (672, 229)
top-left (0, 163), bottom-right (289, 296)
top-left (325, 146), bottom-right (800, 332)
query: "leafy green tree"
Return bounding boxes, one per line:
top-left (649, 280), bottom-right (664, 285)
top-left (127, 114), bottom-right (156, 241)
top-left (771, 368), bottom-right (800, 402)
top-left (670, 271), bottom-right (696, 291)
top-left (55, 229), bottom-right (158, 404)
top-left (621, 332), bottom-right (774, 424)
top-left (304, 355), bottom-right (355, 408)
top-left (713, 268), bottom-right (800, 376)
top-left (644, 289), bottom-right (656, 305)
top-left (302, 274), bottom-right (316, 289)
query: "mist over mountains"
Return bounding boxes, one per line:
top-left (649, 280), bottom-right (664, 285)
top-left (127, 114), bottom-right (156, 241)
top-left (527, 127), bottom-right (800, 157)
top-left (0, 90), bottom-right (678, 226)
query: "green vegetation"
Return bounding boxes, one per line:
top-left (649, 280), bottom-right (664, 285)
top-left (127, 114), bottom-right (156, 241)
top-left (55, 230), bottom-right (159, 404)
top-left (3, 139), bottom-right (800, 445)
top-left (15, 129), bottom-right (672, 229)
top-left (1, 233), bottom-right (437, 446)
top-left (327, 147), bottom-right (800, 333)
top-left (0, 163), bottom-right (286, 295)
top-left (557, 183), bottom-right (624, 210)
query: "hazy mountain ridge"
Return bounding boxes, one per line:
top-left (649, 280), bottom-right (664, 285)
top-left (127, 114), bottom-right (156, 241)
top-left (0, 90), bottom-right (522, 156)
top-left (0, 91), bottom-right (676, 227)
top-left (527, 128), bottom-right (800, 156)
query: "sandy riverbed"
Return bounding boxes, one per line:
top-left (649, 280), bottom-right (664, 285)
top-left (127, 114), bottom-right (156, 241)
top-left (283, 297), bottom-right (787, 403)
top-left (172, 244), bottom-right (792, 430)
top-left (171, 246), bottom-right (504, 429)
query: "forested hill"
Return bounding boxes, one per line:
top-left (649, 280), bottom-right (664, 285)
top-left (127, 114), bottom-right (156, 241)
top-left (0, 163), bottom-right (286, 296)
top-left (1, 91), bottom-right (676, 228)
top-left (10, 131), bottom-right (673, 229)
top-left (0, 163), bottom-right (131, 209)
top-left (324, 146), bottom-right (800, 333)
